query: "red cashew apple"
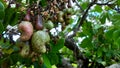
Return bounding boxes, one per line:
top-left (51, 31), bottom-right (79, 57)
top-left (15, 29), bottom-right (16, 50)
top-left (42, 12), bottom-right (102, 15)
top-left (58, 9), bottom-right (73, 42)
top-left (18, 21), bottom-right (33, 41)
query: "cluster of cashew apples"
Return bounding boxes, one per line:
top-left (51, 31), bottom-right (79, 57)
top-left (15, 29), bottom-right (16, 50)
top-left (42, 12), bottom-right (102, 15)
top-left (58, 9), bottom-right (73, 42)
top-left (17, 8), bottom-right (54, 64)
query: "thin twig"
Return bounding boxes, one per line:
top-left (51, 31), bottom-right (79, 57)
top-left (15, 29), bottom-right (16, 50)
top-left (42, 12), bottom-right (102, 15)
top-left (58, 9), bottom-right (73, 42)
top-left (75, 0), bottom-right (84, 12)
top-left (69, 0), bottom-right (97, 38)
top-left (95, 0), bottom-right (115, 6)
top-left (95, 2), bottom-right (113, 5)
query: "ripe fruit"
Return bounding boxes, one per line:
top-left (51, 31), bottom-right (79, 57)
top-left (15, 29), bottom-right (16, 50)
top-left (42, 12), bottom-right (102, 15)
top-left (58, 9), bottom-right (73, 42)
top-left (45, 20), bottom-right (54, 29)
top-left (18, 21), bottom-right (33, 41)
top-left (35, 15), bottom-right (43, 30)
top-left (31, 30), bottom-right (50, 53)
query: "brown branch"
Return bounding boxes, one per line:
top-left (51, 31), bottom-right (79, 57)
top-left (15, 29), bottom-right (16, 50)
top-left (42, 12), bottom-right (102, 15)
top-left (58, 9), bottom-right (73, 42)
top-left (65, 37), bottom-right (89, 68)
top-left (64, 0), bottom-right (97, 68)
top-left (64, 0), bottom-right (97, 57)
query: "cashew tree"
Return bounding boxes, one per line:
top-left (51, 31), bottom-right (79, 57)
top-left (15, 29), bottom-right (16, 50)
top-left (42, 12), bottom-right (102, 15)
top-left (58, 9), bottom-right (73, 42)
top-left (0, 0), bottom-right (120, 68)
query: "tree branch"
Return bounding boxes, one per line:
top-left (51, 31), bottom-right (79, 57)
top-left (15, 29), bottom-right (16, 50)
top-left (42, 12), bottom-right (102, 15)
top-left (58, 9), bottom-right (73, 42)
top-left (74, 0), bottom-right (84, 12)
top-left (74, 0), bottom-right (96, 32)
top-left (64, 0), bottom-right (97, 67)
top-left (68, 0), bottom-right (97, 38)
top-left (95, 2), bottom-right (113, 5)
top-left (65, 37), bottom-right (89, 68)
top-left (95, 0), bottom-right (115, 6)
top-left (95, 1), bottom-right (120, 13)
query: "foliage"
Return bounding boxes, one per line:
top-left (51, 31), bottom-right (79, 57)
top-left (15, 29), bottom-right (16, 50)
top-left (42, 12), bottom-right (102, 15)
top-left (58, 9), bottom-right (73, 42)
top-left (0, 0), bottom-right (120, 68)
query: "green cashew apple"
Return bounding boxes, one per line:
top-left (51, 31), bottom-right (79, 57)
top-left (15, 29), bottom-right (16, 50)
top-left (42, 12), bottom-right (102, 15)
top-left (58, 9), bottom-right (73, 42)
top-left (64, 8), bottom-right (74, 14)
top-left (45, 20), bottom-right (54, 29)
top-left (20, 44), bottom-right (30, 57)
top-left (58, 11), bottom-right (64, 23)
top-left (31, 30), bottom-right (50, 53)
top-left (38, 55), bottom-right (44, 64)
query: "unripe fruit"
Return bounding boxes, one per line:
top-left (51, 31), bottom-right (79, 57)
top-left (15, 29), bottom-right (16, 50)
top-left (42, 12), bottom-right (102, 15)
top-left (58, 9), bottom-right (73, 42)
top-left (35, 15), bottom-right (43, 30)
top-left (16, 38), bottom-right (25, 48)
top-left (58, 11), bottom-right (64, 23)
top-left (38, 55), bottom-right (44, 64)
top-left (58, 17), bottom-right (64, 23)
top-left (64, 8), bottom-right (74, 14)
top-left (24, 9), bottom-right (31, 21)
top-left (31, 30), bottom-right (50, 53)
top-left (18, 21), bottom-right (33, 41)
top-left (20, 44), bottom-right (30, 57)
top-left (58, 11), bottom-right (64, 17)
top-left (45, 20), bottom-right (54, 29)
top-left (67, 8), bottom-right (73, 13)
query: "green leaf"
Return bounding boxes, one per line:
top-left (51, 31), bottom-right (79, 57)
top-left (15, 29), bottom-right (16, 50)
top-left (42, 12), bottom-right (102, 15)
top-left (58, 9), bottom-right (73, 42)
top-left (84, 50), bottom-right (91, 58)
top-left (97, 48), bottom-right (103, 57)
top-left (76, 31), bottom-right (86, 37)
top-left (94, 24), bottom-right (102, 30)
top-left (105, 50), bottom-right (112, 58)
top-left (29, 0), bottom-right (38, 5)
top-left (0, 22), bottom-right (4, 34)
top-left (47, 53), bottom-right (59, 65)
top-left (9, 54), bottom-right (20, 64)
top-left (115, 37), bottom-right (120, 48)
top-left (0, 1), bottom-right (4, 11)
top-left (40, 0), bottom-right (47, 7)
top-left (82, 22), bottom-right (93, 37)
top-left (0, 1), bottom-right (5, 20)
top-left (92, 5), bottom-right (102, 12)
top-left (110, 13), bottom-right (120, 25)
top-left (105, 29), bottom-right (115, 40)
top-left (2, 48), bottom-right (14, 54)
top-left (33, 61), bottom-right (41, 68)
top-left (117, 0), bottom-right (120, 5)
top-left (42, 54), bottom-right (52, 68)
top-left (100, 12), bottom-right (108, 24)
top-left (112, 29), bottom-right (120, 41)
top-left (96, 58), bottom-right (103, 64)
top-left (0, 11), bottom-right (5, 21)
top-left (3, 8), bottom-right (16, 27)
top-left (51, 38), bottom-right (65, 53)
top-left (80, 1), bottom-right (89, 10)
top-left (80, 37), bottom-right (93, 49)
top-left (10, 12), bottom-right (19, 26)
